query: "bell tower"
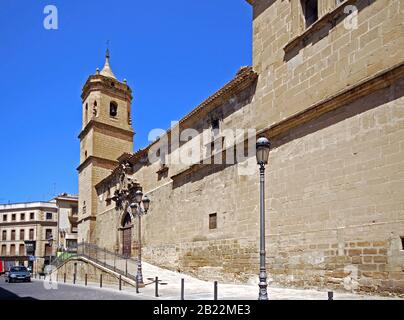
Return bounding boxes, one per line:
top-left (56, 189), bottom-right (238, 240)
top-left (77, 49), bottom-right (134, 243)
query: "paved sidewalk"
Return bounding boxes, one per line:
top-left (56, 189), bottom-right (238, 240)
top-left (0, 277), bottom-right (149, 300)
top-left (46, 261), bottom-right (403, 300)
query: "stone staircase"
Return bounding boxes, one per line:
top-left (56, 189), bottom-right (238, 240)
top-left (50, 242), bottom-right (140, 286)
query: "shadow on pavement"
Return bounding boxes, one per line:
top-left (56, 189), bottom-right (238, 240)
top-left (0, 282), bottom-right (36, 300)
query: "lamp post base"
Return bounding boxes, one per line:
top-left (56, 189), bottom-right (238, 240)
top-left (136, 261), bottom-right (144, 287)
top-left (258, 285), bottom-right (268, 300)
top-left (258, 271), bottom-right (268, 300)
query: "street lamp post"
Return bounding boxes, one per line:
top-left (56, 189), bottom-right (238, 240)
top-left (256, 137), bottom-right (271, 300)
top-left (130, 190), bottom-right (150, 286)
top-left (111, 162), bottom-right (151, 286)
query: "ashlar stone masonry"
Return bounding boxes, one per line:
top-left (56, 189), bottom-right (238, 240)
top-left (77, 0), bottom-right (404, 295)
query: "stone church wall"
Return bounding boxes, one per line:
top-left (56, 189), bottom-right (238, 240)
top-left (90, 0), bottom-right (404, 295)
top-left (137, 81), bottom-right (404, 294)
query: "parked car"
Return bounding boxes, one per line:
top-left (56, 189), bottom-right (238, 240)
top-left (6, 266), bottom-right (31, 283)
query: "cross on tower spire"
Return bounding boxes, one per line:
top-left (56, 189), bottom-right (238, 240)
top-left (100, 41), bottom-right (116, 79)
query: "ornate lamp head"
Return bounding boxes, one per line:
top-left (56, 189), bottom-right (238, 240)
top-left (142, 195), bottom-right (150, 212)
top-left (135, 190), bottom-right (143, 203)
top-left (256, 137), bottom-right (271, 165)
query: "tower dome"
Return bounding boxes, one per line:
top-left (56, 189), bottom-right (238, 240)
top-left (100, 48), bottom-right (116, 79)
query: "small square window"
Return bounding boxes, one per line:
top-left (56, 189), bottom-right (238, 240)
top-left (46, 212), bottom-right (53, 220)
top-left (302, 0), bottom-right (318, 28)
top-left (45, 229), bottom-right (52, 239)
top-left (212, 119), bottom-right (220, 130)
top-left (30, 212), bottom-right (34, 220)
top-left (209, 213), bottom-right (217, 230)
top-left (12, 214), bottom-right (16, 221)
top-left (20, 213), bottom-right (25, 221)
top-left (2, 215), bottom-right (7, 222)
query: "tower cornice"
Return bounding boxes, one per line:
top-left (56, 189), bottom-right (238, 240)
top-left (77, 155), bottom-right (119, 173)
top-left (78, 119), bottom-right (134, 141)
top-left (81, 74), bottom-right (132, 103)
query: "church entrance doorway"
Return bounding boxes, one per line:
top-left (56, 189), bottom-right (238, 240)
top-left (122, 213), bottom-right (132, 257)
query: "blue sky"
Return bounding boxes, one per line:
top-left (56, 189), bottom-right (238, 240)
top-left (0, 0), bottom-right (252, 203)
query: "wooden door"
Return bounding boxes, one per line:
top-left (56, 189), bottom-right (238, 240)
top-left (45, 244), bottom-right (52, 256)
top-left (122, 213), bottom-right (132, 257)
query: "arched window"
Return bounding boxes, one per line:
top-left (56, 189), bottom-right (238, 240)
top-left (93, 100), bottom-right (98, 117)
top-left (110, 101), bottom-right (118, 117)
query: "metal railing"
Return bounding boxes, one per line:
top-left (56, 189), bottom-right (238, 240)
top-left (50, 242), bottom-right (138, 281)
top-left (76, 242), bottom-right (138, 281)
top-left (49, 250), bottom-right (77, 270)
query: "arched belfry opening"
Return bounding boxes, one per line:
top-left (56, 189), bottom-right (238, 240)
top-left (110, 101), bottom-right (118, 117)
top-left (121, 212), bottom-right (132, 257)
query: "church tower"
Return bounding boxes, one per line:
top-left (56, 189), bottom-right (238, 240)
top-left (77, 50), bottom-right (134, 243)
